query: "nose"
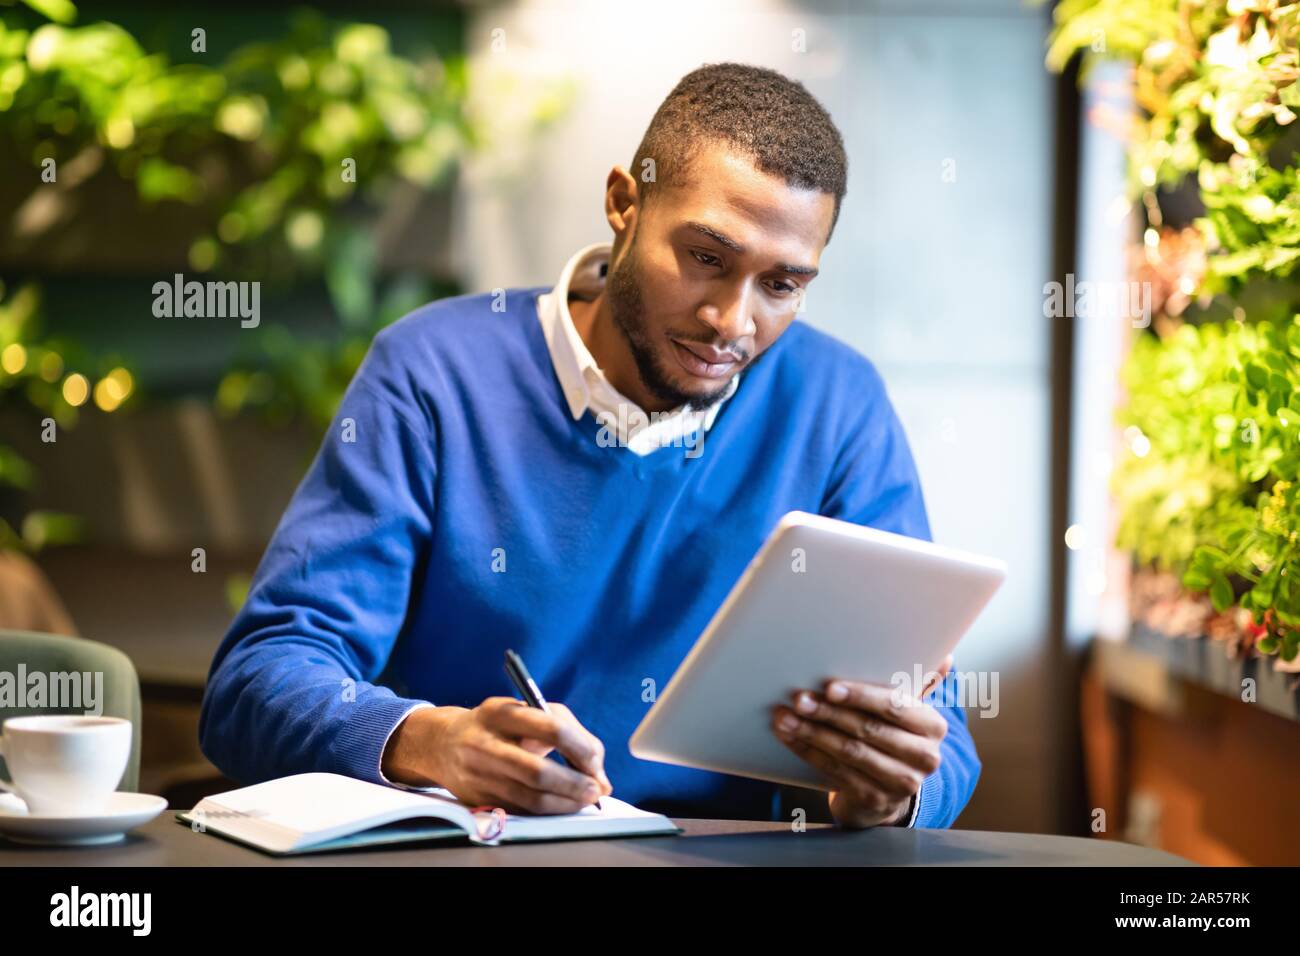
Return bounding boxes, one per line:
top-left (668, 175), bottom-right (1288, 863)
top-left (696, 283), bottom-right (757, 343)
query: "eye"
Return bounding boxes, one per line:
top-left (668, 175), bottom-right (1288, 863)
top-left (766, 278), bottom-right (799, 296)
top-left (690, 249), bottom-right (722, 268)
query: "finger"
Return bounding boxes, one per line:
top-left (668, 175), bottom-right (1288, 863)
top-left (773, 727), bottom-right (851, 787)
top-left (773, 731), bottom-right (898, 816)
top-left (489, 706), bottom-right (557, 757)
top-left (479, 736), bottom-right (603, 803)
top-left (517, 737), bottom-right (554, 757)
top-left (475, 774), bottom-right (595, 816)
top-left (484, 699), bottom-right (607, 781)
top-left (542, 702), bottom-right (611, 790)
top-left (773, 708), bottom-right (923, 799)
top-left (924, 656), bottom-right (953, 696)
top-left (482, 697), bottom-right (562, 741)
top-left (821, 680), bottom-right (949, 737)
top-left (787, 693), bottom-right (943, 774)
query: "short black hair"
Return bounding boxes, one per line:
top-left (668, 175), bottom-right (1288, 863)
top-left (631, 63), bottom-right (848, 240)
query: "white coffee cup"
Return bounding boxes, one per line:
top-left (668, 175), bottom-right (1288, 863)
top-left (0, 715), bottom-right (132, 816)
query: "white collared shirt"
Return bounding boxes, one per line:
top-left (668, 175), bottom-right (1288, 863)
top-left (535, 242), bottom-right (738, 455)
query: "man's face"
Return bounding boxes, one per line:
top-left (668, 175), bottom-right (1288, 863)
top-left (605, 144), bottom-right (837, 411)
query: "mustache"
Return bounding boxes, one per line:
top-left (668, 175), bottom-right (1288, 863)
top-left (668, 334), bottom-right (750, 363)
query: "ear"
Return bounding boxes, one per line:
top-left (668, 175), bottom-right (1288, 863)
top-left (604, 165), bottom-right (639, 241)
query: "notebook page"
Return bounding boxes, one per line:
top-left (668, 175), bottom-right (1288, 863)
top-left (197, 773), bottom-right (475, 844)
top-left (495, 796), bottom-right (679, 841)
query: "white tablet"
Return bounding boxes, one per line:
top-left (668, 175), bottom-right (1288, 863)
top-left (628, 511), bottom-right (1006, 791)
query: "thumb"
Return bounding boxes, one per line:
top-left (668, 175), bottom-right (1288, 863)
top-left (923, 656), bottom-right (954, 696)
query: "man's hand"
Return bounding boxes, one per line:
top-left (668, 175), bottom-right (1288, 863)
top-left (772, 656), bottom-right (952, 829)
top-left (381, 698), bottom-right (612, 815)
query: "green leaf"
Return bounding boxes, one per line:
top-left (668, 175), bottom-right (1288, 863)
top-left (1254, 576), bottom-right (1276, 607)
top-left (1214, 248), bottom-right (1267, 278)
top-left (1265, 352), bottom-right (1292, 374)
top-left (324, 228), bottom-right (376, 329)
top-left (1276, 451), bottom-right (1300, 480)
top-left (19, 511), bottom-right (82, 550)
top-left (20, 0), bottom-right (77, 25)
top-left (0, 447), bottom-right (34, 490)
top-left (224, 572), bottom-right (251, 613)
top-left (1245, 363), bottom-right (1269, 389)
top-left (1210, 573), bottom-right (1234, 613)
top-left (136, 158), bottom-right (202, 204)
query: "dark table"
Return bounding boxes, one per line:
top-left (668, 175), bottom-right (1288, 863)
top-left (3, 815), bottom-right (1194, 866)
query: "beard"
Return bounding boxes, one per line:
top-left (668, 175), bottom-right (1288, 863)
top-left (605, 231), bottom-right (743, 412)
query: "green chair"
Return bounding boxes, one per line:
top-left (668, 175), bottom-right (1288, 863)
top-left (0, 629), bottom-right (142, 792)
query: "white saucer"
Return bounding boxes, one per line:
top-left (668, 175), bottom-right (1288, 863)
top-left (0, 791), bottom-right (168, 846)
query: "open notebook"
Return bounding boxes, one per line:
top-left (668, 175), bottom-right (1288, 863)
top-left (178, 772), bottom-right (681, 855)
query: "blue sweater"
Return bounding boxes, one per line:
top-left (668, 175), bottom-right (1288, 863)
top-left (199, 288), bottom-right (981, 827)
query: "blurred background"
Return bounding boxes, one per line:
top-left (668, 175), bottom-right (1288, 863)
top-left (1, 0), bottom-right (1297, 864)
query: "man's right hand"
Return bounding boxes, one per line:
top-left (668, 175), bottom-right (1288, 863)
top-left (380, 699), bottom-right (612, 815)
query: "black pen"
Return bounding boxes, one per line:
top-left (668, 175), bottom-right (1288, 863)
top-left (503, 649), bottom-right (603, 810)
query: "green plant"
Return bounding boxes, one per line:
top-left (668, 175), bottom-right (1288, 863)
top-left (0, 3), bottom-right (474, 421)
top-left (1049, 0), bottom-right (1300, 658)
top-left (0, 0), bottom-right (572, 546)
top-left (1114, 318), bottom-right (1300, 658)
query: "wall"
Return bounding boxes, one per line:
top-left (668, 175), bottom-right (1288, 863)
top-left (457, 0), bottom-right (1061, 830)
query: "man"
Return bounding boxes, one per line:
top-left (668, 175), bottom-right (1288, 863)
top-left (200, 63), bottom-right (980, 829)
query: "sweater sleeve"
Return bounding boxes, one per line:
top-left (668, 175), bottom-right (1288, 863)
top-left (198, 328), bottom-right (437, 787)
top-left (818, 363), bottom-right (982, 829)
top-left (912, 676), bottom-right (982, 829)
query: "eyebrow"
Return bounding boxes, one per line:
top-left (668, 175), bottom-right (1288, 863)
top-left (684, 221), bottom-right (819, 278)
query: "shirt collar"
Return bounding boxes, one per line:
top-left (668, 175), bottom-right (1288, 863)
top-left (536, 242), bottom-right (738, 428)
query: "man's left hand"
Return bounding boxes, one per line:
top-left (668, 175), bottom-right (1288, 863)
top-left (772, 656), bottom-right (952, 829)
